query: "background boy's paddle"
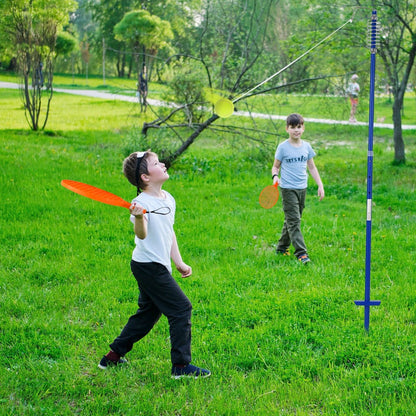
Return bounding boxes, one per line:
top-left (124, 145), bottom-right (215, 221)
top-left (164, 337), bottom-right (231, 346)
top-left (61, 180), bottom-right (171, 215)
top-left (259, 183), bottom-right (279, 209)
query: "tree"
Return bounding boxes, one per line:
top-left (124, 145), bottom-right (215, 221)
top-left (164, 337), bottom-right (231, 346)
top-left (370, 0), bottom-right (416, 164)
top-left (144, 0), bottom-right (415, 167)
top-left (80, 39), bottom-right (91, 79)
top-left (86, 0), bottom-right (139, 78)
top-left (114, 9), bottom-right (173, 82)
top-left (140, 0), bottom-right (301, 167)
top-left (0, 0), bottom-right (77, 130)
top-left (55, 31), bottom-right (78, 58)
top-left (348, 0), bottom-right (416, 164)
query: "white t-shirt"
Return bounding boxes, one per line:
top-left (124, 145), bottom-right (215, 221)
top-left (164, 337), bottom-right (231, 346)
top-left (348, 81), bottom-right (360, 98)
top-left (130, 191), bottom-right (176, 273)
top-left (275, 140), bottom-right (316, 189)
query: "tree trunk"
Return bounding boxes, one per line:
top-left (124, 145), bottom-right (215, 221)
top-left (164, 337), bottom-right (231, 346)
top-left (392, 93), bottom-right (405, 164)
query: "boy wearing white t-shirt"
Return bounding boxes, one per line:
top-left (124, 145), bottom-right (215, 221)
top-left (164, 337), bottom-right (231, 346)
top-left (98, 151), bottom-right (210, 379)
top-left (271, 114), bottom-right (325, 263)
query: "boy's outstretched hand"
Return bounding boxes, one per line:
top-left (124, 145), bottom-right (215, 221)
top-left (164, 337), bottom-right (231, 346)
top-left (130, 202), bottom-right (145, 217)
top-left (318, 186), bottom-right (325, 201)
top-left (177, 262), bottom-right (192, 278)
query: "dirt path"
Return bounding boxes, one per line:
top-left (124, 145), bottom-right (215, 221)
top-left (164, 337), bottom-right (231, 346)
top-left (2, 81), bottom-right (415, 130)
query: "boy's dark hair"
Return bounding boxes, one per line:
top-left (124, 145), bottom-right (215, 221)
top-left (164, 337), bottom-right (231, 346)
top-left (286, 113), bottom-right (304, 127)
top-left (123, 151), bottom-right (154, 194)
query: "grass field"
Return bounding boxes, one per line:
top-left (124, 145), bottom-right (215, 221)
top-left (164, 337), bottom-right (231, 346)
top-left (1, 79), bottom-right (416, 415)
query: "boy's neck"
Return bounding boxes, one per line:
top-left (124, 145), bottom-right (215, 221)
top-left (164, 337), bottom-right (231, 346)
top-left (143, 185), bottom-right (165, 199)
top-left (288, 137), bottom-right (302, 146)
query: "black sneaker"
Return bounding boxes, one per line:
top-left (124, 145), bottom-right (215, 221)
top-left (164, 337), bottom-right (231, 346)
top-left (298, 254), bottom-right (311, 264)
top-left (276, 249), bottom-right (290, 256)
top-left (171, 364), bottom-right (211, 379)
top-left (98, 355), bottom-right (127, 370)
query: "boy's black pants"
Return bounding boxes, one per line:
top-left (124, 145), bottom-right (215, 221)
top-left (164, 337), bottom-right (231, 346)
top-left (110, 261), bottom-right (192, 365)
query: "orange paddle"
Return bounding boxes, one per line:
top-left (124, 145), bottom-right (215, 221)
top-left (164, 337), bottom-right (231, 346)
top-left (61, 180), bottom-right (171, 215)
top-left (62, 180), bottom-right (131, 209)
top-left (259, 183), bottom-right (279, 209)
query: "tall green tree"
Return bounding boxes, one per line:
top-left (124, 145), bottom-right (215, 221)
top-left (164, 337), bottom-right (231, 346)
top-left (55, 31), bottom-right (78, 58)
top-left (0, 0), bottom-right (77, 130)
top-left (355, 0), bottom-right (416, 165)
top-left (86, 0), bottom-right (200, 78)
top-left (136, 0), bottom-right (203, 79)
top-left (310, 0), bottom-right (416, 164)
top-left (139, 0), bottom-right (202, 52)
top-left (114, 9), bottom-right (173, 82)
top-left (86, 0), bottom-right (140, 77)
top-left (280, 1), bottom-right (367, 94)
top-left (142, 0), bottom-right (281, 167)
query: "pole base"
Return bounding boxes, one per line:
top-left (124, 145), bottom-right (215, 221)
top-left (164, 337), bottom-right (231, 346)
top-left (354, 300), bottom-right (381, 331)
top-left (354, 300), bottom-right (381, 306)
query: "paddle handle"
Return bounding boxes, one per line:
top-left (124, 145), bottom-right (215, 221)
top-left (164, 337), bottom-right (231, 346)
top-left (123, 200), bottom-right (146, 214)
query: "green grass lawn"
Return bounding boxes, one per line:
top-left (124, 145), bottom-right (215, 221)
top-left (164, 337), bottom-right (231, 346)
top-left (1, 82), bottom-right (416, 415)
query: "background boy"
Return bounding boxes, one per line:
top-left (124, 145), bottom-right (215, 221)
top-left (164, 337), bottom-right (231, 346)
top-left (271, 113), bottom-right (325, 263)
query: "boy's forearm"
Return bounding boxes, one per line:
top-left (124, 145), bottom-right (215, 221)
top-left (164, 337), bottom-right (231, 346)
top-left (311, 168), bottom-right (323, 188)
top-left (309, 166), bottom-right (325, 200)
top-left (171, 232), bottom-right (192, 278)
top-left (271, 162), bottom-right (280, 177)
top-left (170, 232), bottom-right (183, 266)
top-left (271, 160), bottom-right (281, 183)
top-left (271, 166), bottom-right (279, 176)
top-left (134, 215), bottom-right (147, 239)
top-left (307, 160), bottom-right (323, 187)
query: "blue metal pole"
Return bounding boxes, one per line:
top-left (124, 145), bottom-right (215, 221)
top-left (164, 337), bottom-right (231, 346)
top-left (354, 10), bottom-right (381, 331)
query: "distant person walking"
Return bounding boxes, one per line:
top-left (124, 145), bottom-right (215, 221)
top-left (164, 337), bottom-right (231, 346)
top-left (136, 65), bottom-right (148, 113)
top-left (347, 74), bottom-right (360, 123)
top-left (34, 62), bottom-right (44, 88)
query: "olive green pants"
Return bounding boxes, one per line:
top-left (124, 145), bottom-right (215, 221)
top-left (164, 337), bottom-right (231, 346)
top-left (276, 188), bottom-right (307, 258)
